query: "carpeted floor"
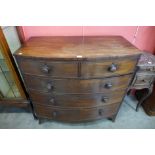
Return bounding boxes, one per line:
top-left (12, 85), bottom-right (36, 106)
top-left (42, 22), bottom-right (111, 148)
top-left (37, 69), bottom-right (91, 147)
top-left (0, 95), bottom-right (155, 129)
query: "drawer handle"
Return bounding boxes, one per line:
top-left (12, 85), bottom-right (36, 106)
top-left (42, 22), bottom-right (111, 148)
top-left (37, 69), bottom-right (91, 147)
top-left (108, 63), bottom-right (117, 72)
top-left (47, 83), bottom-right (54, 90)
top-left (98, 109), bottom-right (104, 116)
top-left (142, 79), bottom-right (147, 82)
top-left (49, 98), bottom-right (55, 104)
top-left (101, 96), bottom-right (109, 103)
top-left (104, 83), bottom-right (113, 89)
top-left (52, 111), bottom-right (58, 118)
top-left (42, 65), bottom-right (50, 73)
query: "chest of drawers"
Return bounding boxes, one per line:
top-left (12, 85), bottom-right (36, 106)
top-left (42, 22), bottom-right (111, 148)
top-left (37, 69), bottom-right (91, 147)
top-left (14, 36), bottom-right (141, 123)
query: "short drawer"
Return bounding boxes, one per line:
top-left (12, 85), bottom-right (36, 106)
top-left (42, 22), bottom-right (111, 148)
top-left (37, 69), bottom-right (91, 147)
top-left (133, 74), bottom-right (154, 86)
top-left (81, 57), bottom-right (138, 78)
top-left (34, 103), bottom-right (119, 122)
top-left (29, 90), bottom-right (125, 108)
top-left (17, 59), bottom-right (78, 78)
top-left (24, 74), bottom-right (132, 94)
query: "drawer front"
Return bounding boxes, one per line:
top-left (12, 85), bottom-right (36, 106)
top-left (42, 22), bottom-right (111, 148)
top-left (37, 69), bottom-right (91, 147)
top-left (17, 59), bottom-right (78, 78)
top-left (134, 74), bottom-right (154, 86)
top-left (24, 74), bottom-right (132, 94)
top-left (29, 90), bottom-right (125, 108)
top-left (138, 66), bottom-right (155, 72)
top-left (34, 103), bottom-right (119, 122)
top-left (81, 57), bottom-right (137, 78)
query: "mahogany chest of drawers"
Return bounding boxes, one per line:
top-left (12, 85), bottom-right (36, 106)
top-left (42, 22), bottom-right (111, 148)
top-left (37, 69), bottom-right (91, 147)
top-left (14, 36), bottom-right (141, 123)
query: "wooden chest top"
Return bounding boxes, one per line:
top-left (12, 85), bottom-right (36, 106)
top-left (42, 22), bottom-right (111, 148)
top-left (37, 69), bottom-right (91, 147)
top-left (15, 36), bottom-right (141, 60)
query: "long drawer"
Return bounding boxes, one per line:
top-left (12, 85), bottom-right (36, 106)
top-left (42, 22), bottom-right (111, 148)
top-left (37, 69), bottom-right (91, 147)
top-left (17, 59), bottom-right (78, 78)
top-left (34, 103), bottom-right (120, 122)
top-left (29, 90), bottom-right (125, 108)
top-left (81, 57), bottom-right (138, 78)
top-left (24, 74), bottom-right (132, 94)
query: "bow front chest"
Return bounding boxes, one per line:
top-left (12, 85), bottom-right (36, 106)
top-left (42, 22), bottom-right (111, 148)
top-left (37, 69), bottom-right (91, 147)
top-left (14, 36), bottom-right (141, 123)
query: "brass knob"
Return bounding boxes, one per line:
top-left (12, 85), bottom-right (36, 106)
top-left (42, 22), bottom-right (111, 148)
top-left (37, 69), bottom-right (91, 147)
top-left (101, 96), bottom-right (109, 103)
top-left (42, 65), bottom-right (50, 73)
top-left (98, 109), bottom-right (104, 116)
top-left (108, 63), bottom-right (117, 72)
top-left (104, 83), bottom-right (112, 89)
top-left (49, 98), bottom-right (55, 104)
top-left (47, 83), bottom-right (54, 90)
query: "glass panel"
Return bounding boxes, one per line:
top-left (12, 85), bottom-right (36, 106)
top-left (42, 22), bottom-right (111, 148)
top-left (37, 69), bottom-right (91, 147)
top-left (0, 27), bottom-right (22, 99)
top-left (2, 26), bottom-right (21, 53)
top-left (0, 49), bottom-right (21, 98)
top-left (2, 26), bottom-right (23, 78)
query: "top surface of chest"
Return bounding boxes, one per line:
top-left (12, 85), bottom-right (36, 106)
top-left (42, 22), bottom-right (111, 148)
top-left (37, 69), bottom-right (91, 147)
top-left (15, 36), bottom-right (141, 60)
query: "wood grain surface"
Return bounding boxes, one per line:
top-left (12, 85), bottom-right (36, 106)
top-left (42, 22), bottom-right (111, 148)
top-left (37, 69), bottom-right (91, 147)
top-left (14, 36), bottom-right (141, 60)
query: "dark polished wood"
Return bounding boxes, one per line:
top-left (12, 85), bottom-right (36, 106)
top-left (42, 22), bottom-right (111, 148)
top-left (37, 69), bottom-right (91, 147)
top-left (142, 85), bottom-right (155, 116)
top-left (24, 74), bottom-right (132, 94)
top-left (16, 56), bottom-right (137, 78)
top-left (29, 90), bottom-right (125, 108)
top-left (81, 57), bottom-right (137, 78)
top-left (14, 36), bottom-right (141, 123)
top-left (14, 36), bottom-right (141, 60)
top-left (17, 59), bottom-right (78, 78)
top-left (34, 103), bottom-right (120, 122)
top-left (0, 98), bottom-right (29, 108)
